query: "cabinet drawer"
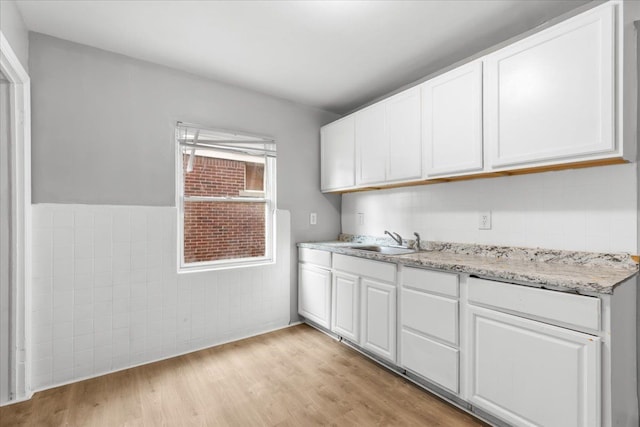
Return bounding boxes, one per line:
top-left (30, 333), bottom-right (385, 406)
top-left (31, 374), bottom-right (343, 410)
top-left (403, 267), bottom-right (458, 297)
top-left (401, 329), bottom-right (459, 393)
top-left (333, 254), bottom-right (396, 283)
top-left (299, 248), bottom-right (331, 268)
top-left (402, 288), bottom-right (458, 346)
top-left (468, 278), bottom-right (601, 331)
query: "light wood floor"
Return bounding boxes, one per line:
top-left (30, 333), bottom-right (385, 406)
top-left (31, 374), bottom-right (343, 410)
top-left (0, 324), bottom-right (487, 426)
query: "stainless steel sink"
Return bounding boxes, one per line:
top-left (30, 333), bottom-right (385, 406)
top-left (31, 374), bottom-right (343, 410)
top-left (348, 245), bottom-right (416, 255)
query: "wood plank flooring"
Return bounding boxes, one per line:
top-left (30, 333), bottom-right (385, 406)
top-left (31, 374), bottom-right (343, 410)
top-left (0, 324), bottom-right (487, 426)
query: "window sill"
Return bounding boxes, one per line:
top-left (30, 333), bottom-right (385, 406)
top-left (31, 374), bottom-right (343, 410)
top-left (178, 257), bottom-right (275, 274)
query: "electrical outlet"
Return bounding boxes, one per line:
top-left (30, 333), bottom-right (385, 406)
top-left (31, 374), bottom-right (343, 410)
top-left (310, 212), bottom-right (317, 225)
top-left (357, 213), bottom-right (365, 225)
top-left (479, 211), bottom-right (491, 230)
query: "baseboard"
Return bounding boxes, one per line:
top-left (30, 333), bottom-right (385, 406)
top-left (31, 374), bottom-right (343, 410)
top-left (27, 322), bottom-right (297, 399)
top-left (0, 390), bottom-right (35, 408)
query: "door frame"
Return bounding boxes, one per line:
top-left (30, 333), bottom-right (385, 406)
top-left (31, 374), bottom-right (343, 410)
top-left (0, 31), bottom-right (32, 404)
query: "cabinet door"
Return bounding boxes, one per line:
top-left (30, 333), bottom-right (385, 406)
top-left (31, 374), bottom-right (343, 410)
top-left (422, 61), bottom-right (483, 177)
top-left (331, 272), bottom-right (360, 343)
top-left (355, 103), bottom-right (387, 185)
top-left (321, 115), bottom-right (355, 191)
top-left (298, 263), bottom-right (331, 329)
top-left (467, 305), bottom-right (600, 427)
top-left (386, 87), bottom-right (422, 182)
top-left (485, 5), bottom-right (615, 168)
top-left (361, 279), bottom-right (396, 363)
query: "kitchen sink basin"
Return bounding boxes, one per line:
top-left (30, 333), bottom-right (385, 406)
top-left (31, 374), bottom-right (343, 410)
top-left (348, 245), bottom-right (416, 255)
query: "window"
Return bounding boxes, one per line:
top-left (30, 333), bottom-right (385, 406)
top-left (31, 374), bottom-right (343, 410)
top-left (176, 122), bottom-right (276, 270)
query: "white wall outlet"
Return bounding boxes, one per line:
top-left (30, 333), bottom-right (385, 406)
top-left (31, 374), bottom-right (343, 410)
top-left (357, 213), bottom-right (365, 225)
top-left (310, 212), bottom-right (317, 225)
top-left (479, 211), bottom-right (491, 230)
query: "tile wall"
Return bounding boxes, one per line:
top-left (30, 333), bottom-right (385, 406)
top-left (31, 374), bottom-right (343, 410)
top-left (343, 163), bottom-right (637, 253)
top-left (30, 204), bottom-right (290, 390)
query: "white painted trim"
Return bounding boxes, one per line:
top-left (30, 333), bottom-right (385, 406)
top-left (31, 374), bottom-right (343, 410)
top-left (174, 125), bottom-right (277, 273)
top-left (0, 31), bottom-right (32, 404)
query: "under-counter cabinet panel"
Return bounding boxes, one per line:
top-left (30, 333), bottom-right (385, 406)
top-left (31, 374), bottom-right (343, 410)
top-left (321, 115), bottom-right (356, 191)
top-left (467, 305), bottom-right (600, 427)
top-left (400, 267), bottom-right (460, 394)
top-left (402, 288), bottom-right (458, 346)
top-left (298, 264), bottom-right (332, 329)
top-left (331, 271), bottom-right (360, 343)
top-left (402, 329), bottom-right (459, 394)
top-left (485, 5), bottom-right (615, 168)
top-left (422, 60), bottom-right (483, 177)
top-left (361, 279), bottom-right (396, 362)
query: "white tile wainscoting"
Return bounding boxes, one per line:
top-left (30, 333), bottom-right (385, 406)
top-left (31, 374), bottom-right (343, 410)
top-left (29, 204), bottom-right (291, 390)
top-left (343, 163), bottom-right (637, 254)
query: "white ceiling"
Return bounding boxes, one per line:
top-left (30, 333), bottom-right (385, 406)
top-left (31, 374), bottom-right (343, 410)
top-left (16, 0), bottom-right (591, 114)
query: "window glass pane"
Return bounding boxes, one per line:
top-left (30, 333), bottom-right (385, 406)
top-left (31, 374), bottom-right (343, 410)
top-left (182, 147), bottom-right (265, 198)
top-left (245, 163), bottom-right (264, 192)
top-left (183, 201), bottom-right (266, 263)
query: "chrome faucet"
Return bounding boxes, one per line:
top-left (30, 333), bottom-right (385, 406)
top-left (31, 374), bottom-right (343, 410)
top-left (414, 232), bottom-right (421, 250)
top-left (384, 230), bottom-right (403, 246)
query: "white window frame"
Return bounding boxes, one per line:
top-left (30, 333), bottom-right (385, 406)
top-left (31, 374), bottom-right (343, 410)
top-left (175, 122), bottom-right (276, 272)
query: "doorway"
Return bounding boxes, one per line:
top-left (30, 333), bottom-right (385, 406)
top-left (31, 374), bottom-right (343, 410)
top-left (0, 32), bottom-right (31, 405)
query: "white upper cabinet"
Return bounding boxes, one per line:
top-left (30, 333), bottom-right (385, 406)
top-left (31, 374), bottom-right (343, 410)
top-left (386, 87), bottom-right (422, 182)
top-left (484, 5), bottom-right (615, 169)
top-left (355, 87), bottom-right (422, 186)
top-left (355, 103), bottom-right (387, 185)
top-left (422, 61), bottom-right (483, 177)
top-left (321, 115), bottom-right (356, 191)
top-left (320, 3), bottom-right (629, 192)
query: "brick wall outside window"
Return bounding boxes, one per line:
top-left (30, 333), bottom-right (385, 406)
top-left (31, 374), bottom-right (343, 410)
top-left (183, 154), bottom-right (266, 263)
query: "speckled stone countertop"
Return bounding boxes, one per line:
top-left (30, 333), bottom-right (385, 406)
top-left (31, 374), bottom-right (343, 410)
top-left (298, 235), bottom-right (638, 295)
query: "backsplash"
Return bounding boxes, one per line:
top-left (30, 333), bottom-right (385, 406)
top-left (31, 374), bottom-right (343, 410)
top-left (342, 163), bottom-right (637, 254)
top-left (30, 204), bottom-right (290, 391)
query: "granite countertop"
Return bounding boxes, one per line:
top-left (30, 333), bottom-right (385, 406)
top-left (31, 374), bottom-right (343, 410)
top-left (298, 236), bottom-right (638, 295)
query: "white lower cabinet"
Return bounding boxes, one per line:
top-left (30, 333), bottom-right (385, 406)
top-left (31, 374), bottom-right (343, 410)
top-left (467, 304), bottom-right (601, 427)
top-left (299, 249), bottom-right (636, 426)
top-left (298, 263), bottom-right (331, 329)
top-left (298, 248), bottom-right (332, 329)
top-left (331, 271), bottom-right (360, 343)
top-left (361, 279), bottom-right (396, 362)
top-left (401, 329), bottom-right (459, 393)
top-left (331, 254), bottom-right (397, 363)
top-left (400, 267), bottom-right (460, 393)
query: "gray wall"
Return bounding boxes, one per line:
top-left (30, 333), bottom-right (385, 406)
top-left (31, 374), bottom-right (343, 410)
top-left (29, 33), bottom-right (341, 320)
top-left (0, 0), bottom-right (28, 71)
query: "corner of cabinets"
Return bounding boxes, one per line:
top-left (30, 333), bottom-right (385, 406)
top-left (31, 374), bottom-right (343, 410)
top-left (320, 116), bottom-right (356, 192)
